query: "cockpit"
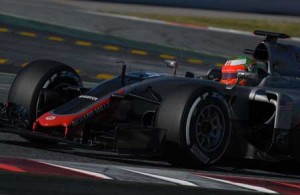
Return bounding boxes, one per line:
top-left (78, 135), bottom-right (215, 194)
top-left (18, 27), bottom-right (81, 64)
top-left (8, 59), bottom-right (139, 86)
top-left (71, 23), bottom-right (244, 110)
top-left (205, 30), bottom-right (300, 88)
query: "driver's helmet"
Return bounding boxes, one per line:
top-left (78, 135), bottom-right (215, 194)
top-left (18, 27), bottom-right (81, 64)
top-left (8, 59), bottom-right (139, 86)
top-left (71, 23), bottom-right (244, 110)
top-left (220, 56), bottom-right (257, 86)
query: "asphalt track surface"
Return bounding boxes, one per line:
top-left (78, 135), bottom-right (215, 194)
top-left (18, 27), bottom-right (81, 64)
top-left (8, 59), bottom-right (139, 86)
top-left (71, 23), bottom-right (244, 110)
top-left (60, 0), bottom-right (300, 23)
top-left (0, 23), bottom-right (216, 80)
top-left (0, 0), bottom-right (300, 58)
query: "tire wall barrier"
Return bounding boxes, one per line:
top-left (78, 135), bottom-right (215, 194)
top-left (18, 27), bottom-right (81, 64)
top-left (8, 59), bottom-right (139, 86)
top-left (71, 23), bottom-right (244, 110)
top-left (100, 0), bottom-right (300, 16)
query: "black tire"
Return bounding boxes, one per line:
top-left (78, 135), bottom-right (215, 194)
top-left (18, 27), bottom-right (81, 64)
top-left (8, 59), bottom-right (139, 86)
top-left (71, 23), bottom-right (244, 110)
top-left (8, 60), bottom-right (82, 143)
top-left (155, 87), bottom-right (231, 166)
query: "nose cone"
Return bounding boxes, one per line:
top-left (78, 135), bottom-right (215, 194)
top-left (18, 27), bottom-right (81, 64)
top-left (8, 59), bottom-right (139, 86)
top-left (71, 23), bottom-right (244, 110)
top-left (36, 112), bottom-right (76, 127)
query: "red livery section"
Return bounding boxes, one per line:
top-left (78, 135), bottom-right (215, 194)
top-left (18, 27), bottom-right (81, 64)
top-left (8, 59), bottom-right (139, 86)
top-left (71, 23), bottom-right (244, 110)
top-left (36, 99), bottom-right (110, 128)
top-left (34, 88), bottom-right (126, 137)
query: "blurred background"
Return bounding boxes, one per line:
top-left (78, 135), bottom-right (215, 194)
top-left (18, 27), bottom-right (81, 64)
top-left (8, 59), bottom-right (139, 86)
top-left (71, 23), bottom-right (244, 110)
top-left (0, 0), bottom-right (299, 81)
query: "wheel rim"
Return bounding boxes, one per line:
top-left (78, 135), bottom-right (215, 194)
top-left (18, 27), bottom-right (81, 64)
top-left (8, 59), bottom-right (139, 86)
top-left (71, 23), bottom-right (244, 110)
top-left (36, 71), bottom-right (80, 118)
top-left (195, 104), bottom-right (225, 152)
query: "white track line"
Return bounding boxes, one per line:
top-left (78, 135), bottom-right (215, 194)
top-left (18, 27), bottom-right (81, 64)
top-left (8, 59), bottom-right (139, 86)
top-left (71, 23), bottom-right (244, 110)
top-left (81, 10), bottom-right (300, 42)
top-left (121, 168), bottom-right (197, 187)
top-left (207, 27), bottom-right (253, 36)
top-left (198, 175), bottom-right (277, 194)
top-left (81, 10), bottom-right (168, 25)
top-left (38, 161), bottom-right (112, 180)
top-left (292, 37), bottom-right (300, 42)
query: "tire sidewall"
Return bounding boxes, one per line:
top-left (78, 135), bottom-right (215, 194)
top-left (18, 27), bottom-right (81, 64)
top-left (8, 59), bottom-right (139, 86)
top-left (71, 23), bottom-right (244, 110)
top-left (182, 90), bottom-right (231, 165)
top-left (30, 67), bottom-right (81, 121)
top-left (8, 60), bottom-right (82, 128)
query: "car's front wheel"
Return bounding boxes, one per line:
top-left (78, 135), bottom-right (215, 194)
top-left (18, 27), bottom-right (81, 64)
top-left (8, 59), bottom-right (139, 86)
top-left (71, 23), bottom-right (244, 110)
top-left (155, 87), bottom-right (232, 166)
top-left (8, 60), bottom-right (83, 144)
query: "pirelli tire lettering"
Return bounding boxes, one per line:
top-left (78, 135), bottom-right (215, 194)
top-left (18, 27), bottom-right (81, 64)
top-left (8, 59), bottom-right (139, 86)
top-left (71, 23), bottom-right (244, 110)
top-left (190, 144), bottom-right (210, 164)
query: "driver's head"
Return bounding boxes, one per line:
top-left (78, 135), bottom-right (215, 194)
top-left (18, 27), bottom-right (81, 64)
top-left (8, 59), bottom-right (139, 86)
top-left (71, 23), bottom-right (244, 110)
top-left (220, 56), bottom-right (257, 86)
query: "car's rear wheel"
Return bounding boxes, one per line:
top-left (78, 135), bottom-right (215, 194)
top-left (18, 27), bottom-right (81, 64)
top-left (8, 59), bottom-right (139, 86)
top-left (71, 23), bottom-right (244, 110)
top-left (8, 60), bottom-right (82, 144)
top-left (155, 87), bottom-right (231, 166)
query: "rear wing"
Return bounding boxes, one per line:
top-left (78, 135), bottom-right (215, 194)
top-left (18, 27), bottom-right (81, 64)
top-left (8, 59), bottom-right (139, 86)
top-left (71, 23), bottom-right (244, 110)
top-left (254, 30), bottom-right (290, 43)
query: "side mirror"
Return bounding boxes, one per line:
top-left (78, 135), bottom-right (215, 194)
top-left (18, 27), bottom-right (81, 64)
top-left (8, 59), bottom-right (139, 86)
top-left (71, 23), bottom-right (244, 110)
top-left (237, 71), bottom-right (258, 80)
top-left (226, 71), bottom-right (258, 90)
top-left (206, 68), bottom-right (221, 81)
top-left (165, 60), bottom-right (178, 75)
top-left (165, 60), bottom-right (178, 68)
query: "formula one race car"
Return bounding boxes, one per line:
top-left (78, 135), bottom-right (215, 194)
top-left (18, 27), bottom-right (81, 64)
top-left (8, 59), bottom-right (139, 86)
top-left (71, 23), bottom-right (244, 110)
top-left (1, 30), bottom-right (300, 166)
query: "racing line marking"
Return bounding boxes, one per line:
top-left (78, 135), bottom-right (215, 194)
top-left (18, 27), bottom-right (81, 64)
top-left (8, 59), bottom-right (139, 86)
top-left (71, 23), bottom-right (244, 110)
top-left (103, 45), bottom-right (120, 51)
top-left (38, 161), bottom-right (113, 180)
top-left (0, 59), bottom-right (8, 64)
top-left (2, 26), bottom-right (224, 68)
top-left (188, 59), bottom-right (203, 64)
top-left (2, 25), bottom-right (221, 66)
top-left (121, 168), bottom-right (198, 187)
top-left (75, 40), bottom-right (93, 47)
top-left (96, 73), bottom-right (114, 80)
top-left (130, 49), bottom-right (148, 56)
top-left (0, 27), bottom-right (9, 32)
top-left (19, 31), bottom-right (37, 37)
top-left (48, 36), bottom-right (65, 42)
top-left (159, 54), bottom-right (176, 59)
